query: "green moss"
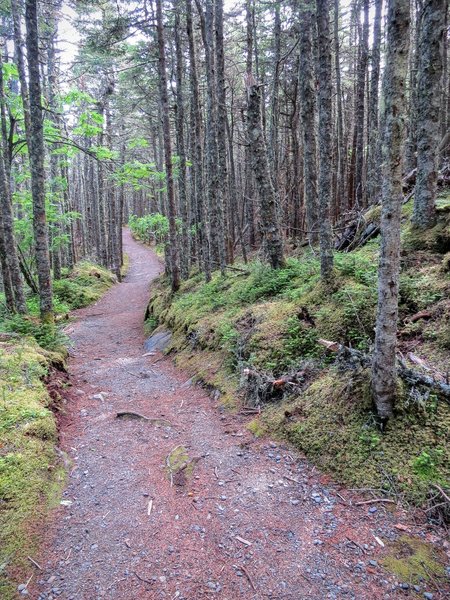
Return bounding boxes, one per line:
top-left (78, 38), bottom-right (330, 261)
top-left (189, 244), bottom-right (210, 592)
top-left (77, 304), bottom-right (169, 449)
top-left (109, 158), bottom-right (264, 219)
top-left (247, 418), bottom-right (265, 437)
top-left (54, 261), bottom-right (116, 309)
top-left (382, 536), bottom-right (446, 583)
top-left (166, 445), bottom-right (190, 474)
top-left (0, 340), bottom-right (65, 599)
top-left (260, 369), bottom-right (450, 504)
top-left (403, 197), bottom-right (450, 254)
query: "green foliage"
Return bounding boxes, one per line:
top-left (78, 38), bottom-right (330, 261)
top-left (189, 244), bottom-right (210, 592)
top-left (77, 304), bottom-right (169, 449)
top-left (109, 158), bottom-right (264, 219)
top-left (0, 317), bottom-right (68, 353)
top-left (382, 536), bottom-right (446, 584)
top-left (129, 213), bottom-right (174, 245)
top-left (412, 448), bottom-right (444, 478)
top-left (115, 161), bottom-right (160, 189)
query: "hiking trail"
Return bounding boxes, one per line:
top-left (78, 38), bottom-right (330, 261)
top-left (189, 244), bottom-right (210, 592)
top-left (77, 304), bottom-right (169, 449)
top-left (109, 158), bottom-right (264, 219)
top-left (31, 230), bottom-right (440, 600)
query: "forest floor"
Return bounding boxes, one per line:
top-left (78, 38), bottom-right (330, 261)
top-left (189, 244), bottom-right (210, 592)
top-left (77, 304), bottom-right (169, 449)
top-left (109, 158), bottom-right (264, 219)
top-left (28, 230), bottom-right (449, 600)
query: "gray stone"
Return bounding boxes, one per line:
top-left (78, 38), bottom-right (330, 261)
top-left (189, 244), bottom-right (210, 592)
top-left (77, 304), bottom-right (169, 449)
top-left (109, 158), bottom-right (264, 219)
top-left (423, 593), bottom-right (434, 600)
top-left (144, 331), bottom-right (172, 352)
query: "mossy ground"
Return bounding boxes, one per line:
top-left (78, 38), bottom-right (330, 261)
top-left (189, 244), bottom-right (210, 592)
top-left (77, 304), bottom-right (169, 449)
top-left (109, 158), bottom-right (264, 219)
top-left (0, 340), bottom-right (66, 599)
top-left (256, 369), bottom-right (450, 504)
top-left (382, 535), bottom-right (446, 584)
top-left (146, 193), bottom-right (450, 507)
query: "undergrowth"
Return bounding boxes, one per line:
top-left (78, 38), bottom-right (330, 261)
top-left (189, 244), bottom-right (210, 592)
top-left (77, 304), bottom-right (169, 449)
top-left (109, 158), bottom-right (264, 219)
top-left (146, 195), bottom-right (450, 506)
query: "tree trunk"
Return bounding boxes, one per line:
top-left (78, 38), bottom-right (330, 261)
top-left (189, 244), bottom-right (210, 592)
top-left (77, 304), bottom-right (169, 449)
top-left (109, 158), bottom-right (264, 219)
top-left (372, 0), bottom-right (410, 421)
top-left (215, 0), bottom-right (231, 265)
top-left (25, 0), bottom-right (53, 321)
top-left (174, 0), bottom-right (190, 279)
top-left (299, 0), bottom-right (319, 243)
top-left (366, 0), bottom-right (383, 205)
top-left (186, 0), bottom-right (211, 280)
top-left (156, 0), bottom-right (180, 292)
top-left (246, 81), bottom-right (285, 269)
top-left (412, 0), bottom-right (446, 229)
top-left (316, 0), bottom-right (334, 281)
top-left (0, 51), bottom-right (26, 313)
top-left (334, 0), bottom-right (345, 213)
top-left (354, 0), bottom-right (369, 208)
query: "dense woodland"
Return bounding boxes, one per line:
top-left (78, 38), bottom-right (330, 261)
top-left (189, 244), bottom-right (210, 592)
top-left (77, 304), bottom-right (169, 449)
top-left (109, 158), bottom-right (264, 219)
top-left (0, 0), bottom-right (449, 421)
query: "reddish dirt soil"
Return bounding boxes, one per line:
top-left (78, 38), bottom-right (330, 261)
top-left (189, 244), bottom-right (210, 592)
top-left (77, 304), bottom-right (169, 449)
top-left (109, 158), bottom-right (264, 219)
top-left (30, 230), bottom-right (449, 600)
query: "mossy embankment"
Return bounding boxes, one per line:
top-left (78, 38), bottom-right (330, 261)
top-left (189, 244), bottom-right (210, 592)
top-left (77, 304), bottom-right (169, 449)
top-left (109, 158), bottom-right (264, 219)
top-left (145, 195), bottom-right (450, 507)
top-left (0, 261), bottom-right (117, 598)
top-left (0, 340), bottom-right (65, 599)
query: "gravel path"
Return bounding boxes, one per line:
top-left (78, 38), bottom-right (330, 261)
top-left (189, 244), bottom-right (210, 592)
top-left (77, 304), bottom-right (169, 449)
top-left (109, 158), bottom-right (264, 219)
top-left (29, 230), bottom-right (447, 600)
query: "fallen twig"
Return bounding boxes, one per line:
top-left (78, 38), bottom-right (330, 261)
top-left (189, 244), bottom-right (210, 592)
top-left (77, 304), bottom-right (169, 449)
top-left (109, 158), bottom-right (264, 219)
top-left (240, 565), bottom-right (256, 591)
top-left (27, 556), bottom-right (42, 570)
top-left (345, 536), bottom-right (366, 554)
top-left (134, 572), bottom-right (153, 585)
top-left (236, 535), bottom-right (252, 546)
top-left (25, 574), bottom-right (33, 590)
top-left (355, 498), bottom-right (396, 506)
top-left (336, 492), bottom-right (347, 504)
top-left (283, 475), bottom-right (301, 484)
top-left (431, 483), bottom-right (450, 504)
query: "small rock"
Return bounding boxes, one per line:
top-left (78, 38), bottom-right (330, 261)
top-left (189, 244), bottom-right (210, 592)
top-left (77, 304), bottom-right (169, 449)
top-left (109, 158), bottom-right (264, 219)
top-left (423, 593), bottom-right (434, 600)
top-left (413, 586), bottom-right (421, 593)
top-left (18, 584), bottom-right (27, 592)
top-left (368, 507), bottom-right (377, 514)
top-left (400, 583), bottom-right (409, 590)
top-left (369, 560), bottom-right (378, 567)
top-left (291, 499), bottom-right (300, 506)
top-left (159, 576), bottom-right (167, 583)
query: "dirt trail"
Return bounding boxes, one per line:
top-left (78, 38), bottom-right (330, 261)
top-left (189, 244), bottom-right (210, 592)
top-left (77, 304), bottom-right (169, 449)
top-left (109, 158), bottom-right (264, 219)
top-left (31, 230), bottom-right (444, 600)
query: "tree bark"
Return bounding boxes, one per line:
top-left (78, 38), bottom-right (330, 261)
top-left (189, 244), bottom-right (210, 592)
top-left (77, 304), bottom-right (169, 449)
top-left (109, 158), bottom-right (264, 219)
top-left (372, 0), bottom-right (410, 420)
top-left (246, 81), bottom-right (285, 269)
top-left (156, 0), bottom-right (180, 292)
top-left (412, 0), bottom-right (447, 229)
top-left (299, 0), bottom-right (319, 243)
top-left (366, 0), bottom-right (383, 205)
top-left (333, 0), bottom-right (345, 213)
top-left (316, 0), bottom-right (334, 281)
top-left (25, 0), bottom-right (53, 321)
top-left (0, 51), bottom-right (26, 313)
top-left (354, 0), bottom-right (369, 208)
top-left (174, 0), bottom-right (190, 279)
top-left (186, 0), bottom-right (211, 280)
